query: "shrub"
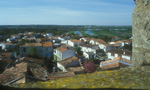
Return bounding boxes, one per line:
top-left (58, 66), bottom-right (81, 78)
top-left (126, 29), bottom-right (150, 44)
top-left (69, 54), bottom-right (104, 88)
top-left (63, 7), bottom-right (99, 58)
top-left (83, 61), bottom-right (97, 73)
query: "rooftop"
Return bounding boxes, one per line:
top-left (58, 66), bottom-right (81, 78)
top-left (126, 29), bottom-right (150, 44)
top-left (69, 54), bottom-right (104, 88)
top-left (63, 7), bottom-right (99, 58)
top-left (107, 49), bottom-right (132, 56)
top-left (23, 57), bottom-right (43, 64)
top-left (42, 42), bottom-right (53, 47)
top-left (101, 57), bottom-right (132, 70)
top-left (21, 42), bottom-right (52, 47)
top-left (58, 56), bottom-right (80, 66)
top-left (0, 52), bottom-right (12, 58)
top-left (66, 67), bottom-right (84, 72)
top-left (56, 47), bottom-right (67, 52)
top-left (71, 39), bottom-right (82, 43)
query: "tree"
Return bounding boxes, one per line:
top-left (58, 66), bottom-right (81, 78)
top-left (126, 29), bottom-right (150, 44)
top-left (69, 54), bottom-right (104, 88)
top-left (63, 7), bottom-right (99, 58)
top-left (83, 61), bottom-right (97, 73)
top-left (75, 47), bottom-right (83, 55)
top-left (19, 39), bottom-right (26, 45)
top-left (27, 45), bottom-right (37, 58)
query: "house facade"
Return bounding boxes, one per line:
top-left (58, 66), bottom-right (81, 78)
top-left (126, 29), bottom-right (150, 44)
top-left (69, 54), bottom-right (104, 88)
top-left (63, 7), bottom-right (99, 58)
top-left (100, 56), bottom-right (132, 70)
top-left (57, 56), bottom-right (82, 72)
top-left (107, 49), bottom-right (132, 60)
top-left (68, 39), bottom-right (82, 47)
top-left (54, 47), bottom-right (76, 61)
top-left (83, 52), bottom-right (95, 59)
top-left (20, 42), bottom-right (53, 58)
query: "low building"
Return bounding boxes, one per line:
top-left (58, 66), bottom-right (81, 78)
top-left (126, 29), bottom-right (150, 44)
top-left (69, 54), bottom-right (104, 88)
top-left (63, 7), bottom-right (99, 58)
top-left (100, 56), bottom-right (132, 70)
top-left (83, 52), bottom-right (95, 59)
top-left (107, 49), bottom-right (132, 60)
top-left (57, 56), bottom-right (82, 72)
top-left (68, 39), bottom-right (82, 47)
top-left (0, 43), bottom-right (6, 50)
top-left (109, 40), bottom-right (132, 49)
top-left (0, 62), bottom-right (49, 85)
top-left (54, 47), bottom-right (76, 61)
top-left (80, 44), bottom-right (100, 54)
top-left (20, 42), bottom-right (53, 58)
top-left (80, 37), bottom-right (91, 43)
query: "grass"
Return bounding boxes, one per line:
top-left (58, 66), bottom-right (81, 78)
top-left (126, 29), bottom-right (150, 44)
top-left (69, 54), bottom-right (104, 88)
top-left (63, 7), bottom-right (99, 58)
top-left (12, 66), bottom-right (150, 89)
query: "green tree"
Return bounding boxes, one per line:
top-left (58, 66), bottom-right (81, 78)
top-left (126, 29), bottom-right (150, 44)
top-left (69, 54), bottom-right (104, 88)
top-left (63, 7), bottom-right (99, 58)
top-left (27, 45), bottom-right (37, 58)
top-left (19, 39), bottom-right (26, 45)
top-left (75, 47), bottom-right (83, 55)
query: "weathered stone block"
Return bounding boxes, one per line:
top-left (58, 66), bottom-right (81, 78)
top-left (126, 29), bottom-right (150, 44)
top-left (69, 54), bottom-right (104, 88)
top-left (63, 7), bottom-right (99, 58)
top-left (132, 0), bottom-right (150, 66)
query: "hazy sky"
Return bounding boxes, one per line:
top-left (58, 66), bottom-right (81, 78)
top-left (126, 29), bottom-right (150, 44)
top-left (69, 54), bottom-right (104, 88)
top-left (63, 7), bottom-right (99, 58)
top-left (0, 0), bottom-right (135, 25)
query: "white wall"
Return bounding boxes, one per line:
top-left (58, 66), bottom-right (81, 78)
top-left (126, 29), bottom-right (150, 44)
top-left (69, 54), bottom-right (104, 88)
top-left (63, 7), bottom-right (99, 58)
top-left (107, 52), bottom-right (115, 60)
top-left (0, 43), bottom-right (6, 50)
top-left (90, 40), bottom-right (96, 45)
top-left (122, 55), bottom-right (132, 60)
top-left (57, 63), bottom-right (67, 72)
top-left (83, 52), bottom-right (89, 59)
top-left (68, 40), bottom-right (74, 47)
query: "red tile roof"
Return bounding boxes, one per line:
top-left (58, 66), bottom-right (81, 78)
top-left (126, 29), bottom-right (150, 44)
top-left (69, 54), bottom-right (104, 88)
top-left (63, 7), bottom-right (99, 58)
top-left (21, 42), bottom-right (52, 47)
top-left (0, 52), bottom-right (12, 58)
top-left (23, 57), bottom-right (43, 64)
top-left (95, 39), bottom-right (106, 44)
top-left (66, 67), bottom-right (84, 72)
top-left (58, 56), bottom-right (80, 66)
top-left (107, 49), bottom-right (132, 56)
top-left (101, 57), bottom-right (132, 70)
top-left (42, 42), bottom-right (53, 47)
top-left (56, 47), bottom-right (67, 52)
top-left (71, 39), bottom-right (82, 43)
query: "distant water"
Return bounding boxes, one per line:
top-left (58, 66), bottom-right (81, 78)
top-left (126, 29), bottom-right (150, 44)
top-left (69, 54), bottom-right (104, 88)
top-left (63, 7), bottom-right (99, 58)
top-left (74, 31), bottom-right (82, 36)
top-left (85, 30), bottom-right (97, 36)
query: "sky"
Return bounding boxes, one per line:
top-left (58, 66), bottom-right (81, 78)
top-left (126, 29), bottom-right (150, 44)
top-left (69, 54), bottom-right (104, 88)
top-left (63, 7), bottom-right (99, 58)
top-left (0, 0), bottom-right (135, 25)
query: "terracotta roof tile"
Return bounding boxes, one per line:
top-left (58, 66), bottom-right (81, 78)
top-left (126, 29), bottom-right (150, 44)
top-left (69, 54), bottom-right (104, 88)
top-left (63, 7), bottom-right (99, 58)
top-left (42, 42), bottom-right (53, 47)
top-left (22, 43), bottom-right (42, 47)
top-left (101, 57), bottom-right (132, 70)
top-left (58, 56), bottom-right (80, 66)
top-left (3, 62), bottom-right (28, 74)
top-left (23, 57), bottom-right (43, 64)
top-left (95, 39), bottom-right (106, 44)
top-left (56, 47), bottom-right (67, 52)
top-left (71, 39), bottom-right (82, 43)
top-left (66, 67), bottom-right (84, 72)
top-left (107, 49), bottom-right (132, 56)
top-left (0, 52), bottom-right (12, 58)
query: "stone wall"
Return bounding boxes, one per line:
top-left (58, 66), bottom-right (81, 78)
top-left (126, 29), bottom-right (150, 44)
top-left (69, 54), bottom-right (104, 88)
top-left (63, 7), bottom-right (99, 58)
top-left (132, 0), bottom-right (150, 66)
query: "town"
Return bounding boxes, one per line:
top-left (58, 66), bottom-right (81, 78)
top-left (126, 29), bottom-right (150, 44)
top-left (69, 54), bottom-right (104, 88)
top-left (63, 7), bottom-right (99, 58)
top-left (0, 26), bottom-right (132, 85)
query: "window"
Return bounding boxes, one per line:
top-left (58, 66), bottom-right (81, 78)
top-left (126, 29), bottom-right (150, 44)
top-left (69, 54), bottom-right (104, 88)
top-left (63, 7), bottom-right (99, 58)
top-left (23, 48), bottom-right (26, 52)
top-left (111, 53), bottom-right (114, 56)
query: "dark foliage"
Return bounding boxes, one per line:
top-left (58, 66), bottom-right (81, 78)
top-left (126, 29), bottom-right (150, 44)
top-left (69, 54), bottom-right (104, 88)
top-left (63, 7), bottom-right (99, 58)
top-left (83, 61), bottom-right (97, 73)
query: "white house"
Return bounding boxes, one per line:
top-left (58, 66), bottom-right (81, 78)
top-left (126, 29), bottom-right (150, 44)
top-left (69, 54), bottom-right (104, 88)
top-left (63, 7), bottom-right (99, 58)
top-left (68, 39), bottom-right (82, 47)
top-left (20, 42), bottom-right (53, 58)
top-left (58, 37), bottom-right (65, 41)
top-left (109, 40), bottom-right (132, 49)
top-left (107, 49), bottom-right (132, 60)
top-left (98, 44), bottom-right (117, 52)
top-left (89, 39), bottom-right (115, 52)
top-left (0, 43), bottom-right (6, 50)
top-left (83, 52), bottom-right (95, 59)
top-left (80, 37), bottom-right (91, 42)
top-left (57, 56), bottom-right (82, 72)
top-left (54, 47), bottom-right (76, 61)
top-left (100, 56), bottom-right (132, 70)
top-left (80, 44), bottom-right (100, 54)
